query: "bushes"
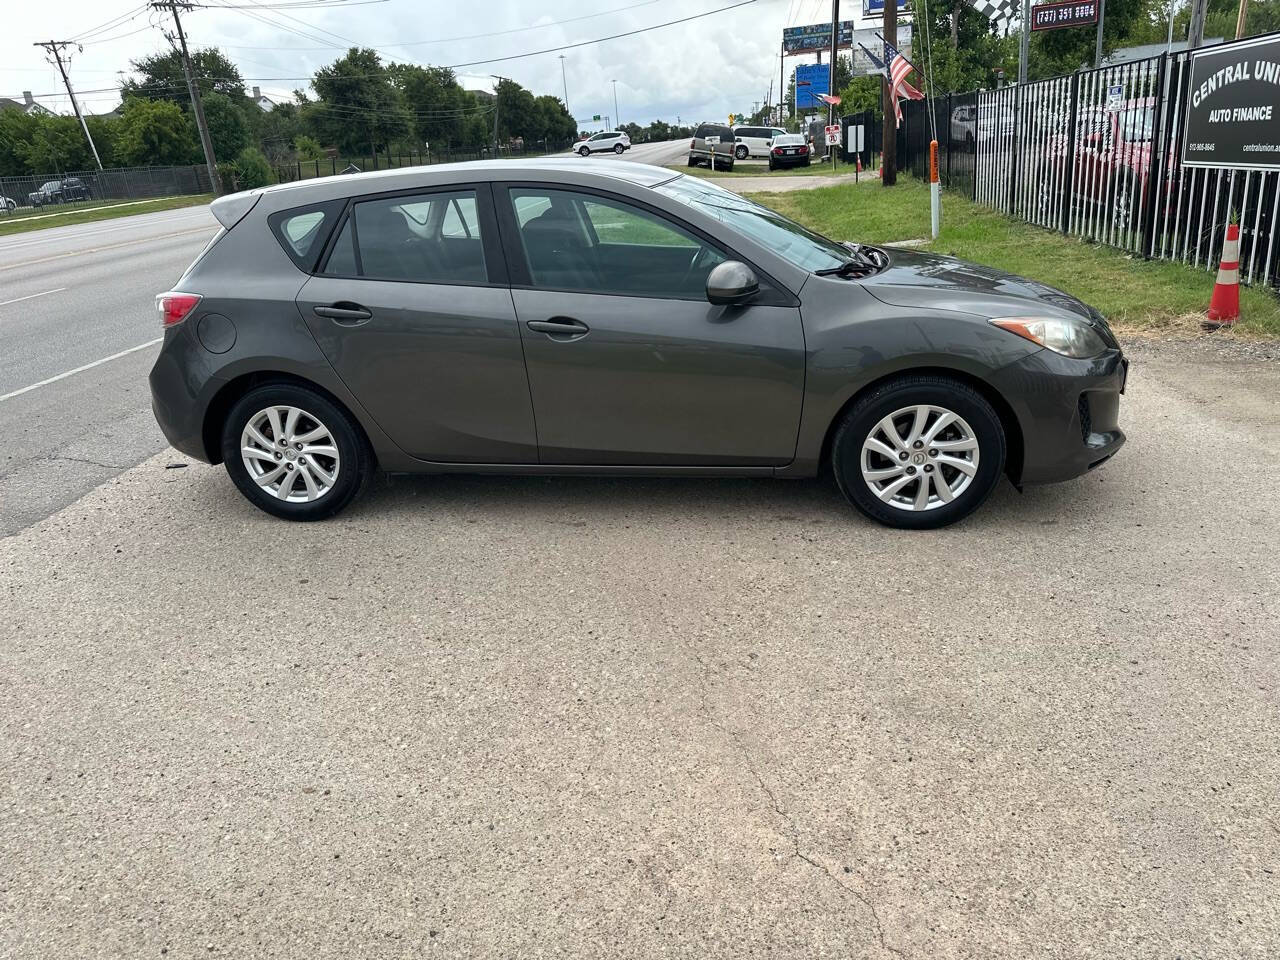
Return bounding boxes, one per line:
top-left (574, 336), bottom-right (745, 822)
top-left (226, 147), bottom-right (276, 190)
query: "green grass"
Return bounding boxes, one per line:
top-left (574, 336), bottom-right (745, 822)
top-left (0, 194), bottom-right (212, 237)
top-left (677, 160), bottom-right (863, 180)
top-left (746, 178), bottom-right (1280, 338)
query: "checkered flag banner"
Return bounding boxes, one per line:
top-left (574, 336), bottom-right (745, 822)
top-left (963, 0), bottom-right (1019, 33)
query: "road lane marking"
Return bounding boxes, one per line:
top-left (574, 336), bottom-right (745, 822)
top-left (0, 287), bottom-right (66, 306)
top-left (0, 338), bottom-right (163, 403)
top-left (0, 227), bottom-right (214, 273)
top-left (0, 210), bottom-right (213, 252)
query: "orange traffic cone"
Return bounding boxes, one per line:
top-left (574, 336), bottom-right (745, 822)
top-left (1205, 223), bottom-right (1240, 329)
top-left (856, 153), bottom-right (862, 173)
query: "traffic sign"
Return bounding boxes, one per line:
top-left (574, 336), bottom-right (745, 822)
top-left (824, 124), bottom-right (841, 147)
top-left (592, 114), bottom-right (601, 121)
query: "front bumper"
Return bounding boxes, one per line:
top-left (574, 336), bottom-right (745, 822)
top-left (988, 347), bottom-right (1127, 485)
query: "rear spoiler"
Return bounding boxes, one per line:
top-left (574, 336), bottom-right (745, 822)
top-left (210, 190), bottom-right (261, 230)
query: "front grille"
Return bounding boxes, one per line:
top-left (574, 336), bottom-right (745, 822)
top-left (1077, 393), bottom-right (1092, 442)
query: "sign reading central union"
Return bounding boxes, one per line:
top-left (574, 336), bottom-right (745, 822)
top-left (1182, 34), bottom-right (1280, 171)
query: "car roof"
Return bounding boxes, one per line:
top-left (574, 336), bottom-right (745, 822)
top-left (223, 158), bottom-right (681, 222)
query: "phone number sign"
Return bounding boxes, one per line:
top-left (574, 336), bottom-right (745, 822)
top-left (1030, 0), bottom-right (1099, 30)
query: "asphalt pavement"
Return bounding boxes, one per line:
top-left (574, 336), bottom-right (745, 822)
top-left (0, 204), bottom-right (219, 535)
top-left (1, 337), bottom-right (1278, 958)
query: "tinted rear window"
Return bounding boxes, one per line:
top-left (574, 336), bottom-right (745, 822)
top-left (268, 200), bottom-right (344, 271)
top-left (696, 124), bottom-right (733, 140)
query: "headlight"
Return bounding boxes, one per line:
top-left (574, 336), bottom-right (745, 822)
top-left (989, 316), bottom-right (1107, 359)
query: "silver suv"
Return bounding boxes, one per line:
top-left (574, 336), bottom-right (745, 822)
top-left (687, 123), bottom-right (736, 170)
top-left (574, 131), bottom-right (630, 156)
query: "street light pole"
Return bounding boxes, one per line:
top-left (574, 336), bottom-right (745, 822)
top-left (611, 79), bottom-right (620, 130)
top-left (559, 54), bottom-right (569, 112)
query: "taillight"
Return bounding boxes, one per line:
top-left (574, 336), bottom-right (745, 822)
top-left (799, 145), bottom-right (809, 154)
top-left (772, 147), bottom-right (783, 155)
top-left (691, 139), bottom-right (696, 149)
top-left (157, 292), bottom-right (202, 328)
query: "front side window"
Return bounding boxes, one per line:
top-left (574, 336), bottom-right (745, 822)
top-left (324, 189), bottom-right (487, 284)
top-left (656, 175), bottom-right (847, 273)
top-left (508, 187), bottom-right (725, 299)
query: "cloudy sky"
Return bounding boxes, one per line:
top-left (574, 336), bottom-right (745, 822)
top-left (2, 0), bottom-right (887, 129)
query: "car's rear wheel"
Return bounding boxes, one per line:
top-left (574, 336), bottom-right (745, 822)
top-left (768, 161), bottom-right (776, 171)
top-left (687, 155), bottom-right (698, 167)
top-left (613, 143), bottom-right (625, 154)
top-left (221, 383), bottom-right (373, 521)
top-left (832, 375), bottom-right (1006, 530)
top-left (579, 146), bottom-right (590, 157)
top-left (735, 144), bottom-right (749, 159)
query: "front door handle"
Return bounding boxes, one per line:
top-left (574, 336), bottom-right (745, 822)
top-left (314, 303), bottom-right (372, 324)
top-left (527, 317), bottom-right (590, 339)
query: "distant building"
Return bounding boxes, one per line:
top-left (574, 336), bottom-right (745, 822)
top-left (0, 91), bottom-right (55, 117)
top-left (1104, 37), bottom-right (1224, 64)
top-left (251, 86), bottom-right (278, 112)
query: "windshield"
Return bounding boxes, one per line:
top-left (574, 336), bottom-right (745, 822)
top-left (655, 175), bottom-right (848, 272)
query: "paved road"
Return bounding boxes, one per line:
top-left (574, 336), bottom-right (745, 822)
top-left (0, 204), bottom-right (219, 536)
top-left (1, 338), bottom-right (1278, 958)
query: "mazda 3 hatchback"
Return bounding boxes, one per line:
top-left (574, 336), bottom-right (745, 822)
top-left (150, 159), bottom-right (1127, 529)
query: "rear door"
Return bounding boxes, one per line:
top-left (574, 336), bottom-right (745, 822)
top-left (297, 183), bottom-right (538, 463)
top-left (496, 184), bottom-right (805, 466)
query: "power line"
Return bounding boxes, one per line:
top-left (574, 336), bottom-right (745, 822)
top-left (33, 41), bottom-right (104, 170)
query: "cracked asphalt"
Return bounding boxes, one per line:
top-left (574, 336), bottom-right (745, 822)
top-left (1, 336), bottom-right (1278, 958)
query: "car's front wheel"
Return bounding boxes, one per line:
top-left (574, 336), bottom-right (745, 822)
top-left (579, 146), bottom-right (590, 157)
top-left (221, 383), bottom-right (373, 521)
top-left (832, 375), bottom-right (1006, 529)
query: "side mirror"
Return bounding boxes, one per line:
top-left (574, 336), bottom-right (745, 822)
top-left (706, 261), bottom-right (759, 306)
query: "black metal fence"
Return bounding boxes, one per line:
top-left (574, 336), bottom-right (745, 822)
top-left (0, 164), bottom-right (213, 219)
top-left (272, 139), bottom-right (578, 185)
top-left (899, 32), bottom-right (1280, 291)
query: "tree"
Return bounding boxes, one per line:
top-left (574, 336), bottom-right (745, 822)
top-left (391, 64), bottom-right (472, 147)
top-left (229, 146), bottom-right (275, 189)
top-left (0, 109), bottom-right (40, 175)
top-left (200, 92), bottom-right (250, 160)
top-left (294, 135), bottom-right (325, 161)
top-left (534, 94), bottom-right (577, 146)
top-left (311, 48), bottom-right (410, 155)
top-left (114, 97), bottom-right (198, 166)
top-left (17, 115), bottom-right (97, 172)
top-left (123, 47), bottom-right (246, 108)
top-left (495, 78), bottom-right (537, 141)
top-left (257, 102), bottom-right (304, 164)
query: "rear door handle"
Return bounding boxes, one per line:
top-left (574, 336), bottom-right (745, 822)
top-left (314, 303), bottom-right (372, 324)
top-left (526, 317), bottom-right (590, 338)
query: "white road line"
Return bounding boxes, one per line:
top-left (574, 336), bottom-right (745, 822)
top-left (0, 287), bottom-right (67, 307)
top-left (0, 210), bottom-right (213, 252)
top-left (0, 338), bottom-right (163, 403)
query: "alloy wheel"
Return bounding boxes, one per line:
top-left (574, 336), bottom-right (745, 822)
top-left (240, 405), bottom-right (340, 503)
top-left (860, 404), bottom-right (980, 512)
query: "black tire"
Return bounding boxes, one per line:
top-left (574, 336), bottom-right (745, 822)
top-left (802, 158), bottom-right (811, 167)
top-left (614, 143), bottom-right (624, 154)
top-left (579, 146), bottom-right (590, 157)
top-left (221, 382), bottom-right (373, 522)
top-left (687, 155), bottom-right (698, 167)
top-left (768, 161), bottom-right (776, 171)
top-left (735, 144), bottom-right (749, 159)
top-left (831, 375), bottom-right (1006, 530)
top-left (723, 161), bottom-right (734, 171)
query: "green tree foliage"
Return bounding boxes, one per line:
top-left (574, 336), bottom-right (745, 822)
top-left (294, 134), bottom-right (325, 161)
top-left (114, 97), bottom-right (197, 166)
top-left (200, 92), bottom-right (250, 160)
top-left (229, 146), bottom-right (275, 189)
top-left (15, 114), bottom-right (94, 172)
top-left (390, 64), bottom-right (474, 147)
top-left (311, 48), bottom-right (410, 155)
top-left (122, 47), bottom-right (246, 107)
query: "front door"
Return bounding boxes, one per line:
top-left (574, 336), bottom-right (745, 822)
top-left (497, 185), bottom-right (805, 466)
top-left (299, 184), bottom-right (537, 463)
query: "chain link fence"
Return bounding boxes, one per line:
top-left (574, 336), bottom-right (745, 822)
top-left (899, 32), bottom-right (1280, 291)
top-left (0, 165), bottom-right (213, 220)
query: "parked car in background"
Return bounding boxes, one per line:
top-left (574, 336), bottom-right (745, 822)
top-left (768, 133), bottom-right (811, 171)
top-left (150, 158), bottom-right (1127, 530)
top-left (732, 125), bottom-right (788, 159)
top-left (0, 195), bottom-right (17, 213)
top-left (687, 122), bottom-right (736, 170)
top-left (574, 131), bottom-right (630, 156)
top-left (28, 177), bottom-right (91, 208)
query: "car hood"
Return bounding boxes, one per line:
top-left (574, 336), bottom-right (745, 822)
top-left (862, 247), bottom-right (1095, 321)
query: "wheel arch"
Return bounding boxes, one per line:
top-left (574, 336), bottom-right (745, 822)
top-left (817, 366), bottom-right (1024, 484)
top-left (201, 370), bottom-right (374, 466)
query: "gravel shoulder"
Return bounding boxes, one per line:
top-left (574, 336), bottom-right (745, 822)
top-left (1, 338), bottom-right (1277, 958)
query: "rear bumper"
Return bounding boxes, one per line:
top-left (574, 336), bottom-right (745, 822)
top-left (149, 327), bottom-right (220, 463)
top-left (770, 153), bottom-right (811, 166)
top-left (988, 347), bottom-right (1127, 485)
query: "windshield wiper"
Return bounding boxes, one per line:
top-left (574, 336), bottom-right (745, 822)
top-left (815, 244), bottom-right (884, 278)
top-left (814, 258), bottom-right (865, 276)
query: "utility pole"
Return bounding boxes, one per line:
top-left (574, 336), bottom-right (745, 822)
top-left (34, 41), bottom-right (103, 170)
top-left (828, 0), bottom-right (839, 133)
top-left (779, 42), bottom-right (785, 126)
top-left (611, 79), bottom-right (620, 130)
top-left (1188, 0), bottom-right (1209, 48)
top-left (558, 55), bottom-right (569, 112)
top-left (882, 0), bottom-right (897, 185)
top-left (1235, 0), bottom-right (1249, 37)
top-left (1018, 0), bottom-right (1031, 82)
top-left (152, 2), bottom-right (219, 195)
top-left (1094, 0), bottom-right (1107, 66)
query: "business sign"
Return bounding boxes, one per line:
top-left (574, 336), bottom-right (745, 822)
top-left (863, 0), bottom-right (911, 14)
top-left (1182, 34), bottom-right (1280, 171)
top-left (795, 63), bottom-right (830, 109)
top-left (1105, 83), bottom-right (1123, 111)
top-left (850, 25), bottom-right (913, 75)
top-left (783, 20), bottom-right (857, 54)
top-left (1030, 0), bottom-right (1098, 31)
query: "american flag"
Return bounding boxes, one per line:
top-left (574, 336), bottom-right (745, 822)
top-left (861, 39), bottom-right (924, 127)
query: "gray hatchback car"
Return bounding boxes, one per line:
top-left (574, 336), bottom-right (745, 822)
top-left (150, 159), bottom-right (1127, 529)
